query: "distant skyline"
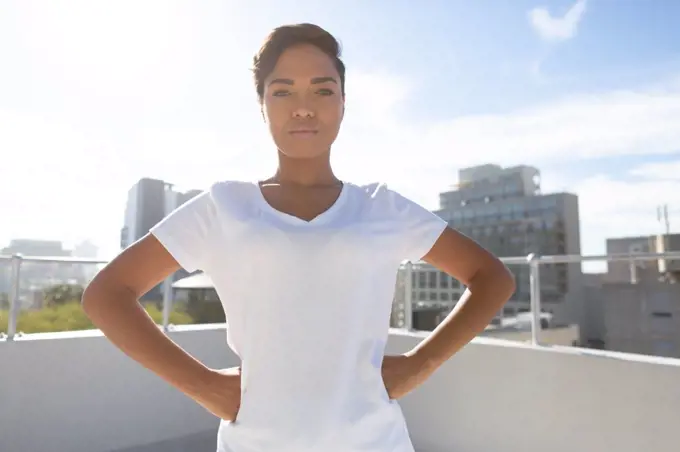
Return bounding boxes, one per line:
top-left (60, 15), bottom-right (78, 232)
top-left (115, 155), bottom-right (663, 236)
top-left (1, 0), bottom-right (679, 261)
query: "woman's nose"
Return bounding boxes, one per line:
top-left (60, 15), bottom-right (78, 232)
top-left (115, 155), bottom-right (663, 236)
top-left (292, 106), bottom-right (315, 118)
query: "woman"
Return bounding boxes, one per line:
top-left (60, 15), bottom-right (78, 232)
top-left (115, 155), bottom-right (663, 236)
top-left (82, 23), bottom-right (515, 452)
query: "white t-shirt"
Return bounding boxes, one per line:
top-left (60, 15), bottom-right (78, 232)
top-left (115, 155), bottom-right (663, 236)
top-left (150, 180), bottom-right (448, 452)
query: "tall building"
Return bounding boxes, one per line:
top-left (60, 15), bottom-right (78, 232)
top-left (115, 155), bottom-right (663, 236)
top-left (392, 261), bottom-right (466, 331)
top-left (176, 189), bottom-right (203, 209)
top-left (120, 178), bottom-right (202, 299)
top-left (395, 164), bottom-right (583, 329)
top-left (120, 178), bottom-right (202, 249)
top-left (120, 178), bottom-right (167, 249)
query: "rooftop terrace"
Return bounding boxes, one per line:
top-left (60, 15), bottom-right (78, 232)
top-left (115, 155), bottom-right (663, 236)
top-left (2, 252), bottom-right (680, 451)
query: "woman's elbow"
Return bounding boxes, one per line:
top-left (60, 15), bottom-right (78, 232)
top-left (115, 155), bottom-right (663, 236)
top-left (81, 277), bottom-right (105, 314)
top-left (81, 274), bottom-right (123, 315)
top-left (495, 260), bottom-right (516, 298)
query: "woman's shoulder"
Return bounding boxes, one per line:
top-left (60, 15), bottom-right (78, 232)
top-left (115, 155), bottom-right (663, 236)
top-left (351, 180), bottom-right (415, 200)
top-left (348, 181), bottom-right (393, 199)
top-left (345, 181), bottom-right (414, 215)
top-left (201, 179), bottom-right (262, 216)
top-left (207, 179), bottom-right (258, 197)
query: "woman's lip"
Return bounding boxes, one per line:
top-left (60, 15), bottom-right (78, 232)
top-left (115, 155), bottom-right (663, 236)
top-left (289, 130), bottom-right (318, 135)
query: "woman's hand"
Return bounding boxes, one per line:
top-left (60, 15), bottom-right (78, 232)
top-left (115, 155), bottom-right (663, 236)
top-left (193, 366), bottom-right (242, 421)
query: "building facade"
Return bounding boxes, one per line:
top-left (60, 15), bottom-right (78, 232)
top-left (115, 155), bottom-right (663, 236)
top-left (120, 178), bottom-right (167, 250)
top-left (120, 178), bottom-right (202, 299)
top-left (436, 164), bottom-right (582, 312)
top-left (572, 281), bottom-right (680, 358)
top-left (391, 164), bottom-right (583, 330)
top-left (0, 239), bottom-right (74, 306)
top-left (605, 233), bottom-right (680, 284)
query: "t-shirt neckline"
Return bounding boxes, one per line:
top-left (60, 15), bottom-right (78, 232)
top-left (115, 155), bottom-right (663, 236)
top-left (253, 180), bottom-right (349, 226)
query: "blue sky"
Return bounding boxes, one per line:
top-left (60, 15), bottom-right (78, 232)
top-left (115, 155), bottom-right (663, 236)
top-left (1, 0), bottom-right (679, 266)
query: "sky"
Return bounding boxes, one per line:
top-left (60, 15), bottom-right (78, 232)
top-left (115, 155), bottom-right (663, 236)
top-left (1, 0), bottom-right (680, 265)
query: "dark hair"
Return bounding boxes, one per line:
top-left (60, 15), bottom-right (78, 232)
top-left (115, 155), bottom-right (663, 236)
top-left (252, 23), bottom-right (346, 102)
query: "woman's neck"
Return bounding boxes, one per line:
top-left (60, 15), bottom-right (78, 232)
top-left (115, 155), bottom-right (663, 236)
top-left (270, 149), bottom-right (340, 187)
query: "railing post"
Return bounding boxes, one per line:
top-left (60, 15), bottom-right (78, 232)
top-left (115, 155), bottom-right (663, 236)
top-left (403, 261), bottom-right (414, 331)
top-left (527, 253), bottom-right (542, 346)
top-left (161, 183), bottom-right (177, 332)
top-left (7, 254), bottom-right (23, 341)
top-left (628, 259), bottom-right (638, 284)
top-left (162, 277), bottom-right (173, 332)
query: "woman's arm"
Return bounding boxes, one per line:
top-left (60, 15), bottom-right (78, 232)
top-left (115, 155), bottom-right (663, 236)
top-left (405, 227), bottom-right (516, 371)
top-left (82, 234), bottom-right (239, 419)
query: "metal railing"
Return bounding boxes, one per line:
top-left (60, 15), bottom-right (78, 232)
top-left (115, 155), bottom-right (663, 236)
top-left (2, 251), bottom-right (680, 344)
top-left (398, 251), bottom-right (680, 346)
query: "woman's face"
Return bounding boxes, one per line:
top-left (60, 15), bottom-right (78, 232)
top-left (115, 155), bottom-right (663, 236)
top-left (261, 43), bottom-right (344, 159)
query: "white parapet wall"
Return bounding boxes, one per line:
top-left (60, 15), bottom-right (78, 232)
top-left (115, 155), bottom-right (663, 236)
top-left (1, 326), bottom-right (679, 452)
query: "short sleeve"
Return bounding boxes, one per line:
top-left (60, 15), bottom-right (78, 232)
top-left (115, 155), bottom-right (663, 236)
top-left (388, 188), bottom-right (448, 263)
top-left (149, 188), bottom-right (218, 273)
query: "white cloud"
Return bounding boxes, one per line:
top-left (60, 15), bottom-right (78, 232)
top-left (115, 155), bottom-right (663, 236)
top-left (572, 171), bottom-right (680, 266)
top-left (529, 0), bottom-right (587, 42)
top-left (629, 161), bottom-right (680, 180)
top-left (576, 175), bottom-right (680, 231)
top-left (419, 86), bottom-right (680, 167)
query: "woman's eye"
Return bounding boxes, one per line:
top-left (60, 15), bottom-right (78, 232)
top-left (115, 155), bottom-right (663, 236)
top-left (272, 90), bottom-right (290, 97)
top-left (317, 89), bottom-right (334, 96)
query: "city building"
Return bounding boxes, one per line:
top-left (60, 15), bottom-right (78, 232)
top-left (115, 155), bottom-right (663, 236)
top-left (120, 178), bottom-right (202, 249)
top-left (390, 262), bottom-right (465, 330)
top-left (572, 279), bottom-right (680, 357)
top-left (120, 178), bottom-right (202, 299)
top-left (562, 232), bottom-right (680, 357)
top-left (120, 178), bottom-right (167, 250)
top-left (392, 164), bottom-right (583, 330)
top-left (1, 238), bottom-right (71, 258)
top-left (605, 233), bottom-right (680, 284)
top-left (0, 239), bottom-right (74, 306)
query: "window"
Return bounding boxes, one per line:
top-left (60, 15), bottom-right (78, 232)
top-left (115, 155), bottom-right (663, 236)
top-left (652, 312), bottom-right (672, 318)
top-left (650, 311), bottom-right (674, 335)
top-left (439, 272), bottom-right (449, 288)
top-left (428, 272), bottom-right (437, 288)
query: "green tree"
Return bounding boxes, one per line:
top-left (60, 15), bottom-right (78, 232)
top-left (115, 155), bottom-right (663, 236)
top-left (185, 290), bottom-right (226, 324)
top-left (0, 301), bottom-right (194, 334)
top-left (43, 284), bottom-right (85, 307)
top-left (144, 303), bottom-right (194, 326)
